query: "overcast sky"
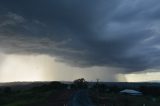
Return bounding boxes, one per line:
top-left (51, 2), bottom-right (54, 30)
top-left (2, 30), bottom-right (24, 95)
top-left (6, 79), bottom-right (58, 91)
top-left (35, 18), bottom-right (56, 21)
top-left (0, 0), bottom-right (160, 82)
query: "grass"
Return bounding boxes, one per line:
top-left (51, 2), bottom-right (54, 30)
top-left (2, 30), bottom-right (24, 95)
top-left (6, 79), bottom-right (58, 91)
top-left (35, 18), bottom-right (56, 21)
top-left (0, 91), bottom-right (51, 106)
top-left (90, 90), bottom-right (160, 106)
top-left (0, 82), bottom-right (69, 106)
top-left (0, 86), bottom-right (55, 106)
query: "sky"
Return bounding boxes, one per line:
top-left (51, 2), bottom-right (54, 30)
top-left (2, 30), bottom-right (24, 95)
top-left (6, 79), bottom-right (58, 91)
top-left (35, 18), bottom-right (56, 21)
top-left (0, 0), bottom-right (160, 82)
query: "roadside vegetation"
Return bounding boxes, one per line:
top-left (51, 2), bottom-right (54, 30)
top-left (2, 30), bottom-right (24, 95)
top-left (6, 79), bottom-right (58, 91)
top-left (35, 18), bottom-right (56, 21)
top-left (0, 81), bottom-right (69, 106)
top-left (89, 83), bottom-right (160, 106)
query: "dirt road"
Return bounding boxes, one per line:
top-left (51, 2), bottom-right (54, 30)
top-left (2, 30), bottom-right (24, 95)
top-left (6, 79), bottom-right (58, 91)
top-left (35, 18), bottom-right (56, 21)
top-left (68, 90), bottom-right (94, 106)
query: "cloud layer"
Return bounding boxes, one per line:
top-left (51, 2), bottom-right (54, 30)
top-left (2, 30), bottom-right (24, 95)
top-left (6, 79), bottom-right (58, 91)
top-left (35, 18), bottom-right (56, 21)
top-left (0, 0), bottom-right (160, 73)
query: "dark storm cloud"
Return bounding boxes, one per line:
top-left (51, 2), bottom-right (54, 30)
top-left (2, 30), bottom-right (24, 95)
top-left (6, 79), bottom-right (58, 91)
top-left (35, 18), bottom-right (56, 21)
top-left (0, 0), bottom-right (160, 73)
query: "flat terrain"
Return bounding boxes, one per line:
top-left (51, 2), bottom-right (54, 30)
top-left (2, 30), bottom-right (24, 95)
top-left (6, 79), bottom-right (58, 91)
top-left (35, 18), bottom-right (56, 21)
top-left (0, 82), bottom-right (160, 106)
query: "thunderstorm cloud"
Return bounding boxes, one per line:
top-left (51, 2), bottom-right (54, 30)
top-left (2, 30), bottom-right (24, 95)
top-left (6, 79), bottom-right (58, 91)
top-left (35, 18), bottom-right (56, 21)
top-left (0, 0), bottom-right (160, 74)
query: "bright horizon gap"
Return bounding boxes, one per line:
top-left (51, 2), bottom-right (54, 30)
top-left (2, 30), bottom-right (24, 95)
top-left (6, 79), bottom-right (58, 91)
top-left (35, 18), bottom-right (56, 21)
top-left (0, 54), bottom-right (160, 82)
top-left (0, 54), bottom-right (127, 82)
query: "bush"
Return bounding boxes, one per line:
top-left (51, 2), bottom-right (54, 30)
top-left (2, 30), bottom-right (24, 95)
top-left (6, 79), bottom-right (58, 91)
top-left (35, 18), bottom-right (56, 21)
top-left (49, 81), bottom-right (67, 89)
top-left (3, 87), bottom-right (12, 94)
top-left (73, 78), bottom-right (88, 89)
top-left (139, 86), bottom-right (160, 96)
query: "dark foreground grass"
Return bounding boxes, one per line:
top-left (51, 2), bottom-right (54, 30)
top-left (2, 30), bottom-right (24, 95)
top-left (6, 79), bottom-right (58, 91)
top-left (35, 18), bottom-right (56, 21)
top-left (0, 82), bottom-right (69, 106)
top-left (90, 90), bottom-right (160, 106)
top-left (0, 88), bottom-right (54, 106)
